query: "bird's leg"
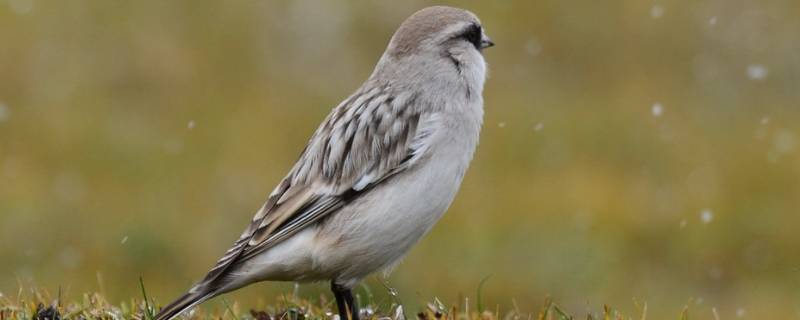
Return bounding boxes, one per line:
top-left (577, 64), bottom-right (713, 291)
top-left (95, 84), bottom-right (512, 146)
top-left (331, 282), bottom-right (360, 320)
top-left (332, 285), bottom-right (349, 320)
top-left (343, 288), bottom-right (359, 320)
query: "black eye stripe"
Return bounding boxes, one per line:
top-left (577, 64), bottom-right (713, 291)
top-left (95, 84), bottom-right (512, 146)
top-left (457, 24), bottom-right (482, 49)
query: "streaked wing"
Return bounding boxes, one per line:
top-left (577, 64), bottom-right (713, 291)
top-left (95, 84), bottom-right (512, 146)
top-left (195, 85), bottom-right (438, 288)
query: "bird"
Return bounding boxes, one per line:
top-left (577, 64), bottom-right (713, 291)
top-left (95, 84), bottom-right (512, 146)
top-left (154, 6), bottom-right (493, 320)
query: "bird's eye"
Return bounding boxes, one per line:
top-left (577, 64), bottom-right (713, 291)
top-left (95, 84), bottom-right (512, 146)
top-left (458, 24), bottom-right (483, 49)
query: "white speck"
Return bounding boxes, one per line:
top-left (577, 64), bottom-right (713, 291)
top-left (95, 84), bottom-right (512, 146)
top-left (0, 292), bottom-right (3, 298)
top-left (708, 16), bottom-right (718, 26)
top-left (650, 5), bottom-right (664, 19)
top-left (187, 120), bottom-right (196, 129)
top-left (773, 129), bottom-right (796, 154)
top-left (525, 38), bottom-right (542, 57)
top-left (8, 0), bottom-right (34, 15)
top-left (497, 122), bottom-right (506, 128)
top-left (679, 219), bottom-right (687, 229)
top-left (0, 102), bottom-right (8, 122)
top-left (712, 307), bottom-right (720, 320)
top-left (700, 209), bottom-right (714, 224)
top-left (736, 308), bottom-right (746, 318)
top-left (746, 64), bottom-right (768, 80)
top-left (760, 116), bottom-right (770, 125)
top-left (534, 122), bottom-right (544, 132)
top-left (651, 103), bottom-right (664, 117)
top-left (120, 236), bottom-right (129, 244)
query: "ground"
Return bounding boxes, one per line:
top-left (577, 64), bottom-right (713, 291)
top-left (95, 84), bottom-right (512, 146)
top-left (0, 287), bottom-right (691, 320)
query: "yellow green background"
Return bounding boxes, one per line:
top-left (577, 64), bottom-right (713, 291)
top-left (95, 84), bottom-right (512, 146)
top-left (1, 1), bottom-right (799, 319)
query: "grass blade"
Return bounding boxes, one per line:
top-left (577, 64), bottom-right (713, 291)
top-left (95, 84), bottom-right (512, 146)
top-left (139, 277), bottom-right (154, 320)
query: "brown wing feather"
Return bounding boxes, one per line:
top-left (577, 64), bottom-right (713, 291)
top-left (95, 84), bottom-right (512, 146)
top-left (195, 86), bottom-right (430, 287)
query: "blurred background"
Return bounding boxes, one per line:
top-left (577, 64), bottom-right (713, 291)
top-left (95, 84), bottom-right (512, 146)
top-left (1, 0), bottom-right (799, 318)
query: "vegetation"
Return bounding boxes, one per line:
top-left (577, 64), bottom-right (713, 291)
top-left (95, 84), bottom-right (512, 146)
top-left (0, 287), bottom-right (698, 320)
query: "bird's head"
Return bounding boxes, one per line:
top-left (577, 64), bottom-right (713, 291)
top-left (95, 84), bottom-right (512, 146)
top-left (375, 6), bottom-right (493, 93)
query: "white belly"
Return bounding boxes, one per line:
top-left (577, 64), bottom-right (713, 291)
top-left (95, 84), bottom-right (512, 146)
top-left (229, 120), bottom-right (478, 288)
top-left (312, 143), bottom-right (471, 286)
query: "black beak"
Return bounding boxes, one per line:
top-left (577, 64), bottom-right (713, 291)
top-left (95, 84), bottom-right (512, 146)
top-left (480, 35), bottom-right (495, 49)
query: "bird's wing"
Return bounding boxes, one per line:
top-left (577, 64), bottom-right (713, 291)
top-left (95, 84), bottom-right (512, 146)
top-left (195, 87), bottom-right (439, 288)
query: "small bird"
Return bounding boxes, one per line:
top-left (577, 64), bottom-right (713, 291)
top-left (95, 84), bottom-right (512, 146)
top-left (155, 6), bottom-right (493, 320)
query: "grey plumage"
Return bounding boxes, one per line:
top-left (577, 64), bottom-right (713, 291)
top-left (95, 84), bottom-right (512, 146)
top-left (155, 6), bottom-right (492, 320)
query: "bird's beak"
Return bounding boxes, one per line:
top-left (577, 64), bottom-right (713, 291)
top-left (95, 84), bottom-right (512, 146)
top-left (480, 34), bottom-right (495, 49)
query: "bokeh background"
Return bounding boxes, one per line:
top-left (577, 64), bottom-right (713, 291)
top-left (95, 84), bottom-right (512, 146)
top-left (1, 0), bottom-right (799, 318)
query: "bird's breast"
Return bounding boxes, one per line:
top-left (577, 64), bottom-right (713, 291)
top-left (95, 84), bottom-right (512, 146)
top-left (309, 115), bottom-right (481, 283)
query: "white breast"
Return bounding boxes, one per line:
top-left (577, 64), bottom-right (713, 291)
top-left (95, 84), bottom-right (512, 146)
top-left (311, 105), bottom-right (482, 286)
top-left (229, 102), bottom-right (483, 289)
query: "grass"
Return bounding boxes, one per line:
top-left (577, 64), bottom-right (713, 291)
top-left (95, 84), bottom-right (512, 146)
top-left (0, 287), bottom-right (703, 320)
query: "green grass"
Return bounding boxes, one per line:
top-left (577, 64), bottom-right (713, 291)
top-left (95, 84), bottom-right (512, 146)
top-left (0, 287), bottom-right (706, 320)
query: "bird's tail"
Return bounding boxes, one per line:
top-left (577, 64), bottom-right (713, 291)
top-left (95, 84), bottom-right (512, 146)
top-left (154, 287), bottom-right (217, 320)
